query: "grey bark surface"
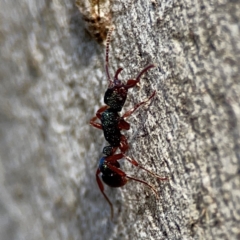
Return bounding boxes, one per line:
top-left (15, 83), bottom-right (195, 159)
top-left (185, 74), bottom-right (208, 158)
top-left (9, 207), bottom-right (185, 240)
top-left (0, 0), bottom-right (239, 240)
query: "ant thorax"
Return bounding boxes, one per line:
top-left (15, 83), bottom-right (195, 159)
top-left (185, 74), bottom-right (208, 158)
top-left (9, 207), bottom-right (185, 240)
top-left (76, 0), bottom-right (113, 43)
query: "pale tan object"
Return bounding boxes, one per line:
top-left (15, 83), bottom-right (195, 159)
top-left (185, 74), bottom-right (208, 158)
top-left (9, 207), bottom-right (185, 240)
top-left (76, 0), bottom-right (113, 43)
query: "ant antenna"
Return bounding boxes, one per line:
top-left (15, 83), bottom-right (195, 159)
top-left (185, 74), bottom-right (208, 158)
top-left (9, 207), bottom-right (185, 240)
top-left (97, 0), bottom-right (100, 16)
top-left (105, 27), bottom-right (115, 83)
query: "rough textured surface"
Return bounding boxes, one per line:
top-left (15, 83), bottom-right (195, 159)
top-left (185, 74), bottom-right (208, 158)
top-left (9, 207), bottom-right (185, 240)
top-left (0, 0), bottom-right (240, 239)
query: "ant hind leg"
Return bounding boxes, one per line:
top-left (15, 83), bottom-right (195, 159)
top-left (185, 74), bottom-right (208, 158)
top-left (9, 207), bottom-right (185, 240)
top-left (124, 155), bottom-right (168, 181)
top-left (96, 168), bottom-right (114, 219)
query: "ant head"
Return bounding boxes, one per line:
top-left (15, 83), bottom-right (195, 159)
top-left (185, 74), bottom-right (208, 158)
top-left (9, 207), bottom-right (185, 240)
top-left (104, 85), bottom-right (128, 111)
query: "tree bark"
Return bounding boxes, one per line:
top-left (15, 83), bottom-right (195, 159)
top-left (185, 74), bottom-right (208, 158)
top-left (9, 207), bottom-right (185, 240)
top-left (0, 0), bottom-right (239, 239)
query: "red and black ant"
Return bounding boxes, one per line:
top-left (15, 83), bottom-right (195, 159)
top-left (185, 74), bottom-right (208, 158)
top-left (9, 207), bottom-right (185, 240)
top-left (90, 28), bottom-right (167, 218)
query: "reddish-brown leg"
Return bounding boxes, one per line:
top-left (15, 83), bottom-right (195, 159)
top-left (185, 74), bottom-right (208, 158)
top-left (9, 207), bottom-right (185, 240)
top-left (118, 89), bottom-right (155, 129)
top-left (122, 91), bottom-right (156, 119)
top-left (126, 176), bottom-right (159, 198)
top-left (110, 147), bottom-right (118, 155)
top-left (96, 168), bottom-right (114, 219)
top-left (105, 161), bottom-right (159, 198)
top-left (119, 135), bottom-right (129, 153)
top-left (124, 155), bottom-right (168, 181)
top-left (118, 118), bottom-right (130, 130)
top-left (105, 153), bottom-right (124, 162)
top-left (90, 105), bottom-right (109, 129)
top-left (96, 105), bottom-right (109, 118)
top-left (107, 153), bottom-right (168, 181)
top-left (90, 117), bottom-right (102, 129)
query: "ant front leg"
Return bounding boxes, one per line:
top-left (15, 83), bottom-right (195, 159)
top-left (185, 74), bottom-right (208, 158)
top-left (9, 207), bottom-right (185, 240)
top-left (90, 105), bottom-right (108, 129)
top-left (122, 91), bottom-right (156, 119)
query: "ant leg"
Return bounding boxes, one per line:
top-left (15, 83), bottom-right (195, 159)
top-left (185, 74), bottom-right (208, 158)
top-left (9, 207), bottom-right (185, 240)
top-left (96, 168), bottom-right (114, 219)
top-left (118, 118), bottom-right (130, 130)
top-left (125, 64), bottom-right (155, 88)
top-left (96, 105), bottom-right (109, 118)
top-left (124, 155), bottom-right (168, 181)
top-left (119, 135), bottom-right (129, 153)
top-left (105, 27), bottom-right (115, 84)
top-left (107, 153), bottom-right (168, 181)
top-left (122, 91), bottom-right (156, 119)
top-left (90, 105), bottom-right (109, 129)
top-left (90, 116), bottom-right (102, 129)
top-left (105, 153), bottom-right (124, 162)
top-left (106, 163), bottom-right (159, 198)
top-left (126, 176), bottom-right (159, 199)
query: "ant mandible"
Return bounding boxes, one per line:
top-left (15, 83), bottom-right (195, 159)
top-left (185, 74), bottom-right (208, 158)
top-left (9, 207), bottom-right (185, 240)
top-left (90, 28), bottom-right (167, 218)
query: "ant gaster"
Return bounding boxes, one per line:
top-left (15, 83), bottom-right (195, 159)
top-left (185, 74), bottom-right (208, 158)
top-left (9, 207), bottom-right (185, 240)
top-left (97, 153), bottom-right (168, 218)
top-left (90, 28), bottom-right (167, 218)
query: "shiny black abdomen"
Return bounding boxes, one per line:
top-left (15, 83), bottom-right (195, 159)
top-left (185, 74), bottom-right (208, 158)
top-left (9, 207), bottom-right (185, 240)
top-left (99, 158), bottom-right (127, 188)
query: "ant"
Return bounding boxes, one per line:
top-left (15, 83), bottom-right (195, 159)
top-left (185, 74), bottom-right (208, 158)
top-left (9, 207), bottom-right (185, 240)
top-left (90, 28), bottom-right (167, 218)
